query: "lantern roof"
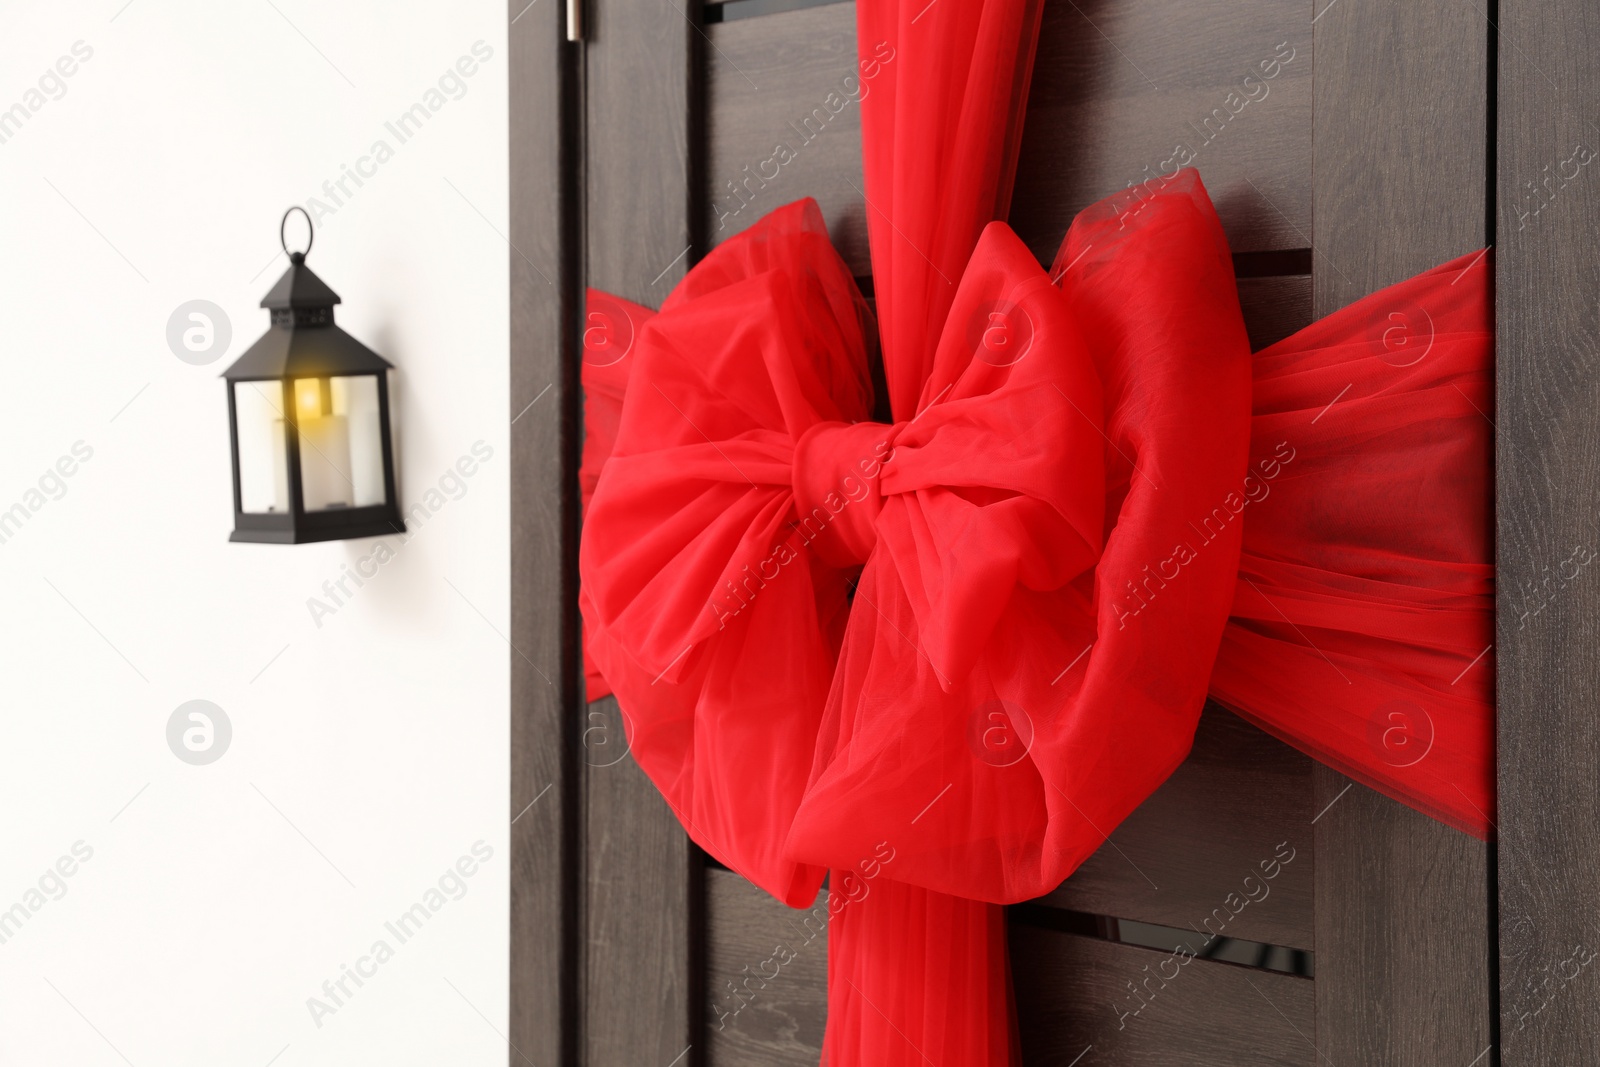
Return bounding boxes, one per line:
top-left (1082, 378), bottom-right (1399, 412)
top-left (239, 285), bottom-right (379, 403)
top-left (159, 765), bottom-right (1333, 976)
top-left (260, 252), bottom-right (342, 310)
top-left (222, 253), bottom-right (393, 381)
top-left (222, 322), bottom-right (394, 381)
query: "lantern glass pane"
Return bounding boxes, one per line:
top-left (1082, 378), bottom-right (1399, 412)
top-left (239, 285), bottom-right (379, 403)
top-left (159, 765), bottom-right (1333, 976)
top-left (296, 374), bottom-right (386, 511)
top-left (233, 381), bottom-right (289, 513)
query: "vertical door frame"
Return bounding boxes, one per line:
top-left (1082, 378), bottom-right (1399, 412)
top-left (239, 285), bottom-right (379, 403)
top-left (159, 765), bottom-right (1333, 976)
top-left (509, 1), bottom-right (706, 1064)
top-left (579, 1), bottom-right (703, 1065)
top-left (508, 1), bottom-right (582, 1065)
top-left (1495, 0), bottom-right (1600, 1063)
top-left (1309, 1), bottom-right (1497, 1064)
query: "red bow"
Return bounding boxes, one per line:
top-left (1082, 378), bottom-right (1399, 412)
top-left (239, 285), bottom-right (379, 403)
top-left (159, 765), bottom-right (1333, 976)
top-left (579, 178), bottom-right (1494, 1065)
top-left (582, 187), bottom-right (1119, 883)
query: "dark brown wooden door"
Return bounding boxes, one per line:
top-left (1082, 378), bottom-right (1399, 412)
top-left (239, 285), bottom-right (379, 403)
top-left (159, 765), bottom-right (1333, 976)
top-left (509, 1), bottom-right (1600, 1064)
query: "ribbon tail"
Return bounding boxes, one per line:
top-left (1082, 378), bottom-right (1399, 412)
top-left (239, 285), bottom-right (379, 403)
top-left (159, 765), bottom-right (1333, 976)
top-left (823, 877), bottom-right (1017, 1066)
top-left (1209, 248), bottom-right (1496, 838)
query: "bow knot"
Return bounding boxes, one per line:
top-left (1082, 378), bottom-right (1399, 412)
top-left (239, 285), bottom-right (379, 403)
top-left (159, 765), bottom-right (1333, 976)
top-left (791, 420), bottom-right (896, 568)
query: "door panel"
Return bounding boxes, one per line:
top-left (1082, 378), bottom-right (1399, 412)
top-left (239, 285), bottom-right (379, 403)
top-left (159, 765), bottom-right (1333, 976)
top-left (1309, 0), bottom-right (1493, 1062)
top-left (1037, 707), bottom-right (1315, 953)
top-left (583, 2), bottom-right (700, 1064)
top-left (706, 869), bottom-right (829, 1066)
top-left (1013, 0), bottom-right (1312, 260)
top-left (1496, 0), bottom-right (1600, 1061)
top-left (706, 3), bottom-right (869, 272)
top-left (513, 0), bottom-right (1505, 1062)
top-left (700, 15), bottom-right (1324, 1062)
top-left (1010, 925), bottom-right (1314, 1067)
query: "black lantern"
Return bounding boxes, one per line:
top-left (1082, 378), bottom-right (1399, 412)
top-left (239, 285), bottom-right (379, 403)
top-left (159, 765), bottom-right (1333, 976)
top-left (222, 208), bottom-right (404, 544)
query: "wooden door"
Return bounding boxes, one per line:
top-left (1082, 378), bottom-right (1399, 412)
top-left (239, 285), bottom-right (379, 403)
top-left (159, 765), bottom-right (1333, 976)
top-left (509, 1), bottom-right (1600, 1064)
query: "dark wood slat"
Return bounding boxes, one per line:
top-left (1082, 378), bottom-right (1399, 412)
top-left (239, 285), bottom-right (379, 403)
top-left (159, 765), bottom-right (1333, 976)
top-left (1013, 0), bottom-right (1312, 262)
top-left (706, 0), bottom-right (851, 21)
top-left (1010, 924), bottom-right (1315, 1067)
top-left (1036, 705), bottom-right (1316, 952)
top-left (509, 1), bottom-right (577, 1063)
top-left (582, 698), bottom-right (697, 1064)
top-left (583, 0), bottom-right (700, 1060)
top-left (706, 4), bottom-right (868, 270)
top-left (705, 869), bottom-right (828, 1067)
top-left (1310, 1), bottom-right (1494, 1064)
top-left (706, 1), bottom-right (1311, 279)
top-left (1239, 275), bottom-right (1312, 352)
top-left (1496, 0), bottom-right (1600, 1061)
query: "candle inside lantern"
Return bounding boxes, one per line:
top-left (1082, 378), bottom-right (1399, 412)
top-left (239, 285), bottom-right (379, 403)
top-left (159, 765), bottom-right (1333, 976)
top-left (292, 375), bottom-right (387, 511)
top-left (295, 377), bottom-right (356, 510)
top-left (234, 380), bottom-right (289, 513)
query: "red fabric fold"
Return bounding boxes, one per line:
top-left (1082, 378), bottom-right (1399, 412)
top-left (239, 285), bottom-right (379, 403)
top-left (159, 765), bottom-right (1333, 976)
top-left (857, 0), bottom-right (1046, 418)
top-left (581, 199), bottom-right (869, 907)
top-left (1209, 249), bottom-right (1497, 836)
top-left (579, 289), bottom-right (654, 702)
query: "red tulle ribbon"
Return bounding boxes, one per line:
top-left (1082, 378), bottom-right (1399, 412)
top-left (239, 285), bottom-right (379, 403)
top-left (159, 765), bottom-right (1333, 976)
top-left (577, 2), bottom-right (1493, 1062)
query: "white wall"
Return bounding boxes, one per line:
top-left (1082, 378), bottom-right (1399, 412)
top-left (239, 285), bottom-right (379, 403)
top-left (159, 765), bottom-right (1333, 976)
top-left (0, 3), bottom-right (509, 1065)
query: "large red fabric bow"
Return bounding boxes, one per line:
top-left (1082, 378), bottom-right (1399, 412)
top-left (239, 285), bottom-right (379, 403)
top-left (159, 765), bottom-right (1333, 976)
top-left (578, 2), bottom-right (1493, 1062)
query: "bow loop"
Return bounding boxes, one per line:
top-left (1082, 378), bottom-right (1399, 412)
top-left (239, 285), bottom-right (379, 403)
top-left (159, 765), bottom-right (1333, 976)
top-left (580, 199), bottom-right (874, 687)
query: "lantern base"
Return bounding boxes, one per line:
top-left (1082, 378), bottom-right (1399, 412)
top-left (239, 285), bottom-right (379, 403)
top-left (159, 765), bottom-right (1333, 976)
top-left (229, 517), bottom-right (406, 544)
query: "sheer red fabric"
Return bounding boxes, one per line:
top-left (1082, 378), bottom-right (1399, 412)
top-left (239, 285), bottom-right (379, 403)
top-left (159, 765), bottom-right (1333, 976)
top-left (1208, 249), bottom-right (1496, 836)
top-left (578, 290), bottom-right (656, 702)
top-left (577, 0), bottom-right (1494, 1063)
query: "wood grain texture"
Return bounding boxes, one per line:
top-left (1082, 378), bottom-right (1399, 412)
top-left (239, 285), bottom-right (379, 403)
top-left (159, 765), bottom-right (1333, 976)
top-left (1495, 0), bottom-right (1600, 1061)
top-left (1311, 1), bottom-right (1494, 1063)
top-left (1009, 923), bottom-right (1315, 1067)
top-left (707, 0), bottom-right (852, 20)
top-left (706, 4), bottom-right (868, 270)
top-left (1037, 705), bottom-right (1316, 952)
top-left (705, 869), bottom-right (828, 1067)
top-left (509, 1), bottom-right (577, 1063)
top-left (581, 698), bottom-right (697, 1065)
top-left (588, 2), bottom-right (697, 303)
top-left (583, 1), bottom-right (700, 1062)
top-left (1012, 0), bottom-right (1312, 263)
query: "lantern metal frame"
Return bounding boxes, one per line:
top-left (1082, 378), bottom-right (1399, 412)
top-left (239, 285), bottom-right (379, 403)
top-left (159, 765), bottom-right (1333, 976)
top-left (221, 208), bottom-right (406, 544)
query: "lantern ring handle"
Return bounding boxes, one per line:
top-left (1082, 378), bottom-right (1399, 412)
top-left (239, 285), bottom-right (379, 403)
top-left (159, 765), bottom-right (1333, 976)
top-left (280, 205), bottom-right (314, 259)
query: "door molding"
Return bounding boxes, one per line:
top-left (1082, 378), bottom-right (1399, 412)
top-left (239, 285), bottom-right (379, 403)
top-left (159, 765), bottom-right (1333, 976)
top-left (508, 2), bottom-right (582, 1064)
